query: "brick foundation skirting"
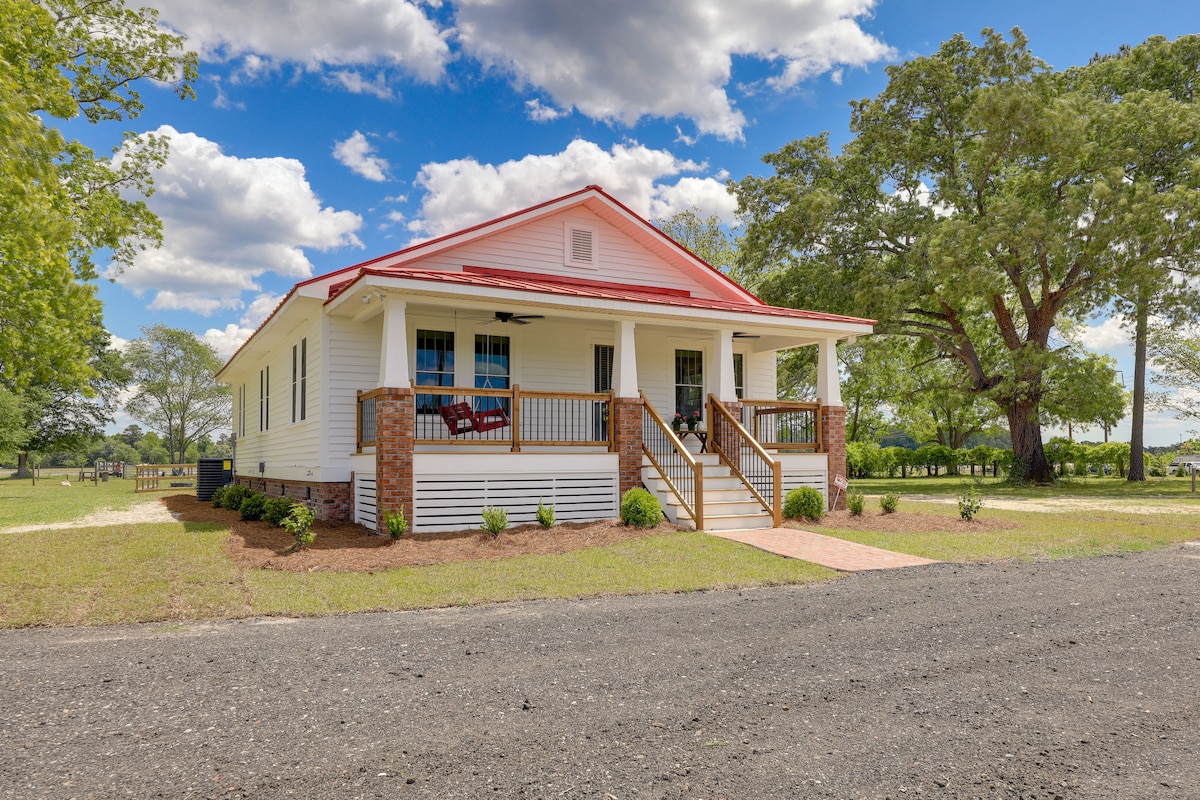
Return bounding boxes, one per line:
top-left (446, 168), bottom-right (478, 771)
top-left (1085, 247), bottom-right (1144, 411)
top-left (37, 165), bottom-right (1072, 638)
top-left (820, 405), bottom-right (848, 511)
top-left (234, 475), bottom-right (353, 522)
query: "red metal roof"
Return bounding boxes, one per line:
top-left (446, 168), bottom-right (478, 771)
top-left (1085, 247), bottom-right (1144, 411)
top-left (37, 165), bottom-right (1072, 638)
top-left (331, 265), bottom-right (875, 326)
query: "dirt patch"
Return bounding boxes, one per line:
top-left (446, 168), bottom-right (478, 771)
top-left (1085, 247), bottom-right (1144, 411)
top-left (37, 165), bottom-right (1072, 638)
top-left (163, 495), bottom-right (683, 573)
top-left (0, 500), bottom-right (180, 534)
top-left (803, 508), bottom-right (1019, 534)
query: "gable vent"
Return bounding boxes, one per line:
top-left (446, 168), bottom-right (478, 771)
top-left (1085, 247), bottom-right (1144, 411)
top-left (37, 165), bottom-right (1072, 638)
top-left (565, 223), bottom-right (598, 268)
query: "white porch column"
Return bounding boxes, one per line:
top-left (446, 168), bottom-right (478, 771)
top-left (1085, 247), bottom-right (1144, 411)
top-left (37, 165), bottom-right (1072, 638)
top-left (815, 337), bottom-right (842, 406)
top-left (613, 319), bottom-right (638, 398)
top-left (712, 329), bottom-right (736, 402)
top-left (379, 298), bottom-right (409, 388)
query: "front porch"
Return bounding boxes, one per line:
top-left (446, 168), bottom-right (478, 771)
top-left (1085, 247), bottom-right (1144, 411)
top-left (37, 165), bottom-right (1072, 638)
top-left (352, 383), bottom-right (844, 533)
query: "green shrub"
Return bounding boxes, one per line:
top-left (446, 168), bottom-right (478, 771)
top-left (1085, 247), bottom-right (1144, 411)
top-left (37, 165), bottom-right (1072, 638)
top-left (282, 504), bottom-right (316, 548)
top-left (384, 507), bottom-right (408, 539)
top-left (481, 506), bottom-right (508, 537)
top-left (846, 489), bottom-right (865, 517)
top-left (620, 487), bottom-right (663, 528)
top-left (783, 487), bottom-right (825, 522)
top-left (210, 485), bottom-right (228, 508)
top-left (262, 496), bottom-right (296, 526)
top-left (957, 487), bottom-right (983, 521)
top-left (880, 492), bottom-right (900, 514)
top-left (239, 492), bottom-right (266, 522)
top-left (1176, 464), bottom-right (1188, 478)
top-left (535, 498), bottom-right (556, 529)
top-left (220, 484), bottom-right (255, 512)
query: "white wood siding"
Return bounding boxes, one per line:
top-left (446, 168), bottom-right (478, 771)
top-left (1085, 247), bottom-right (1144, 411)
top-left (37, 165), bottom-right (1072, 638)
top-left (232, 312), bottom-right (324, 482)
top-left (323, 314), bottom-right (383, 481)
top-left (412, 453), bottom-right (619, 533)
top-left (778, 453), bottom-right (829, 504)
top-left (409, 209), bottom-right (723, 300)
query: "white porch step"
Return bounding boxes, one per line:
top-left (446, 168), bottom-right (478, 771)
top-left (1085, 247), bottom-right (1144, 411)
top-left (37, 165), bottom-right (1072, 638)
top-left (701, 512), bottom-right (775, 531)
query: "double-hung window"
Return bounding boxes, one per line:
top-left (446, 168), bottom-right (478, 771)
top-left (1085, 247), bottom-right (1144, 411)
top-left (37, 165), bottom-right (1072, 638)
top-left (291, 338), bottom-right (307, 422)
top-left (675, 349), bottom-right (703, 419)
top-left (415, 330), bottom-right (455, 414)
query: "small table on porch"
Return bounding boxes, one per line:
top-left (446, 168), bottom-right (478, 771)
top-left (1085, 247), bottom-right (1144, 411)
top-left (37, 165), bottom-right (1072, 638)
top-left (678, 428), bottom-right (708, 452)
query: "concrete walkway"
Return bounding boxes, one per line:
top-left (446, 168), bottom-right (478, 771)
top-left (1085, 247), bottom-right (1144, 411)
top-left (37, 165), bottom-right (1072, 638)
top-left (711, 527), bottom-right (941, 572)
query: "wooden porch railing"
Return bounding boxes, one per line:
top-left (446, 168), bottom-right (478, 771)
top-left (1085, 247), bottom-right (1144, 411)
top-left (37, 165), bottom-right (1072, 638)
top-left (739, 399), bottom-right (822, 452)
top-left (707, 396), bottom-right (782, 526)
top-left (357, 390), bottom-right (377, 449)
top-left (640, 391), bottom-right (703, 529)
top-left (401, 384), bottom-right (614, 451)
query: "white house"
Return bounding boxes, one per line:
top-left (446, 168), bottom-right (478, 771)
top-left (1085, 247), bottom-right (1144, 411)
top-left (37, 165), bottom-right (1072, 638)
top-left (216, 186), bottom-right (874, 533)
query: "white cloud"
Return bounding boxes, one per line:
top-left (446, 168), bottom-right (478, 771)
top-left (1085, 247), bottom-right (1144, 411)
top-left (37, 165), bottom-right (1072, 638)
top-left (525, 99), bottom-right (568, 122)
top-left (649, 176), bottom-right (739, 223)
top-left (407, 138), bottom-right (736, 237)
top-left (202, 293), bottom-right (285, 360)
top-left (454, 0), bottom-right (893, 140)
top-left (154, 0), bottom-right (451, 84)
top-left (333, 131), bottom-right (390, 181)
top-left (1076, 316), bottom-right (1131, 350)
top-left (326, 70), bottom-right (394, 99)
top-left (111, 126), bottom-right (363, 315)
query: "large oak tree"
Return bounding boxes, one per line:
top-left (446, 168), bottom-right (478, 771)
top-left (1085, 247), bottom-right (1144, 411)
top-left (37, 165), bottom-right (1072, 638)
top-left (733, 29), bottom-right (1200, 483)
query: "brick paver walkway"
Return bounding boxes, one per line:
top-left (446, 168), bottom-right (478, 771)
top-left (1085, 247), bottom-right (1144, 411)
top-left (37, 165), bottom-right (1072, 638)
top-left (711, 527), bottom-right (941, 572)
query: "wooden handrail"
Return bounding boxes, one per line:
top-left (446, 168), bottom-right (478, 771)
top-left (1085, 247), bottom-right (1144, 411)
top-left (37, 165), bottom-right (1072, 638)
top-left (640, 391), bottom-right (703, 530)
top-left (707, 395), bottom-right (782, 526)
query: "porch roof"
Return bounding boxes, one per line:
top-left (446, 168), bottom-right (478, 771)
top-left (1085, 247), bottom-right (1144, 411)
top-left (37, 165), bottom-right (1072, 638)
top-left (329, 265), bottom-right (876, 328)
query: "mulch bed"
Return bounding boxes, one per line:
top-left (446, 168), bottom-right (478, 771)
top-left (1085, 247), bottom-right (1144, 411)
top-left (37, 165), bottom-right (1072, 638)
top-left (163, 495), bottom-right (682, 573)
top-left (163, 497), bottom-right (1018, 574)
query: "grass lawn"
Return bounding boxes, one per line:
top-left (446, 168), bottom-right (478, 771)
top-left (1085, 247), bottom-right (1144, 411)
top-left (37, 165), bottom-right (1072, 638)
top-left (1, 476), bottom-right (1196, 628)
top-left (819, 500), bottom-right (1199, 562)
top-left (0, 504), bottom-right (836, 628)
top-left (0, 476), bottom-right (190, 528)
top-left (852, 473), bottom-right (1200, 500)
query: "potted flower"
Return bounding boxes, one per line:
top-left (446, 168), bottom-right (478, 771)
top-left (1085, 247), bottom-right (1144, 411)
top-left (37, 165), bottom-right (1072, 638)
top-left (687, 410), bottom-right (701, 430)
top-left (671, 412), bottom-right (684, 432)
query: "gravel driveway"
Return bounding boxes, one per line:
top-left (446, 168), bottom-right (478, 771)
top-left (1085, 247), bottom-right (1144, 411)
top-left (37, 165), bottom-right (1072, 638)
top-left (2, 545), bottom-right (1198, 799)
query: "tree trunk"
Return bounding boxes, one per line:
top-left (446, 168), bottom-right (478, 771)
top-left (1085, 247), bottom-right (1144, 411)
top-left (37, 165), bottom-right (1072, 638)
top-left (1007, 401), bottom-right (1055, 484)
top-left (15, 451), bottom-right (29, 479)
top-left (1128, 295), bottom-right (1148, 482)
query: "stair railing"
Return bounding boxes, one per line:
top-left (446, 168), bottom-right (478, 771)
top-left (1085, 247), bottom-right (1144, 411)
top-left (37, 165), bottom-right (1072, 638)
top-left (640, 392), bottom-right (704, 530)
top-left (707, 394), bottom-right (782, 527)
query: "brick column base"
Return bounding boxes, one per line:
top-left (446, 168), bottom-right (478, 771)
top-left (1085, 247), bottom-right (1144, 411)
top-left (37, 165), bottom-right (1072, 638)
top-left (374, 387), bottom-right (415, 535)
top-left (821, 405), bottom-right (847, 510)
top-left (611, 397), bottom-right (644, 497)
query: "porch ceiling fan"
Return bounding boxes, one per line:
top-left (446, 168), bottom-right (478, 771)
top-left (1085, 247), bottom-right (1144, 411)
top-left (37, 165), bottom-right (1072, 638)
top-left (733, 331), bottom-right (761, 339)
top-left (491, 311), bottom-right (545, 325)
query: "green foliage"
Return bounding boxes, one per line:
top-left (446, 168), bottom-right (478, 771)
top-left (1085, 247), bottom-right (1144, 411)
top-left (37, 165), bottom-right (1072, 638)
top-left (957, 487), bottom-right (984, 521)
top-left (481, 506), bottom-right (508, 537)
top-left (282, 504), bottom-right (316, 548)
top-left (0, 0), bottom-right (196, 396)
top-left (238, 492), bottom-right (266, 522)
top-left (783, 487), bottom-right (825, 522)
top-left (846, 489), bottom-right (865, 516)
top-left (124, 326), bottom-right (231, 464)
top-left (220, 484), bottom-right (255, 512)
top-left (1149, 323), bottom-right (1200, 424)
top-left (620, 488), bottom-right (664, 528)
top-left (384, 507), bottom-right (409, 539)
top-left (262, 496), bottom-right (296, 527)
top-left (210, 485), bottom-right (228, 508)
top-left (733, 28), bottom-right (1200, 484)
top-left (880, 493), bottom-right (900, 514)
top-left (654, 207), bottom-right (737, 273)
top-left (536, 498), bottom-right (556, 529)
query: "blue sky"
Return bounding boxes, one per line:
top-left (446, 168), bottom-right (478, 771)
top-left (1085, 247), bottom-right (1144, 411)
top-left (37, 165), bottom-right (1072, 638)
top-left (72, 0), bottom-right (1200, 445)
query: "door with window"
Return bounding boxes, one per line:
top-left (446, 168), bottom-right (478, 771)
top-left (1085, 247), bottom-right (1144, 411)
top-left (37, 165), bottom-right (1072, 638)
top-left (675, 349), bottom-right (703, 423)
top-left (594, 344), bottom-right (613, 440)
